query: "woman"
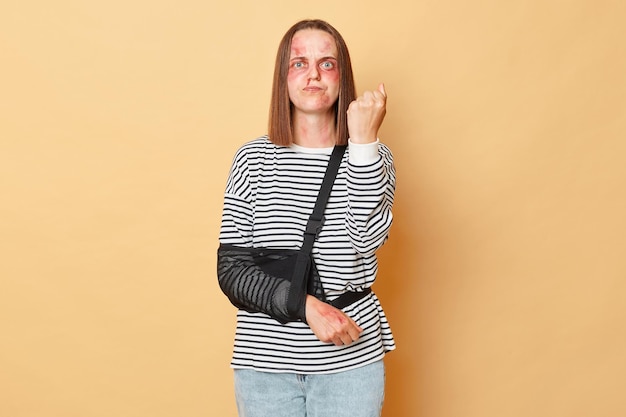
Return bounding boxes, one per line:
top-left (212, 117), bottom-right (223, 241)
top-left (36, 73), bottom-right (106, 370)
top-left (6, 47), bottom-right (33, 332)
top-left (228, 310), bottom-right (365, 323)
top-left (218, 19), bottom-right (396, 417)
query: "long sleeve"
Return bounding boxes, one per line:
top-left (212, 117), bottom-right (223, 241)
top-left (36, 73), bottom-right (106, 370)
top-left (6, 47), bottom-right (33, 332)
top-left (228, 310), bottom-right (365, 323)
top-left (219, 146), bottom-right (253, 246)
top-left (217, 146), bottom-right (301, 322)
top-left (345, 140), bottom-right (396, 255)
top-left (217, 143), bottom-right (327, 323)
top-left (215, 136), bottom-right (396, 373)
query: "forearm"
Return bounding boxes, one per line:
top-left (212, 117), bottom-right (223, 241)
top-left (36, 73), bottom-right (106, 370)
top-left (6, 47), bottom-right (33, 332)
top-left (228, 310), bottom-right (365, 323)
top-left (346, 141), bottom-right (396, 254)
top-left (217, 245), bottom-right (296, 323)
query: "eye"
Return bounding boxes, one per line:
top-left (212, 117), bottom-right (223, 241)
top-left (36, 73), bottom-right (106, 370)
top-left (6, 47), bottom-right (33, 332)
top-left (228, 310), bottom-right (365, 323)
top-left (320, 61), bottom-right (335, 70)
top-left (292, 61), bottom-right (306, 69)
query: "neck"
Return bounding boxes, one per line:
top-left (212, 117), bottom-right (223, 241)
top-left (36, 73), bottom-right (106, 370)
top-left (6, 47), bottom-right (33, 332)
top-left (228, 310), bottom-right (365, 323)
top-left (292, 111), bottom-right (337, 148)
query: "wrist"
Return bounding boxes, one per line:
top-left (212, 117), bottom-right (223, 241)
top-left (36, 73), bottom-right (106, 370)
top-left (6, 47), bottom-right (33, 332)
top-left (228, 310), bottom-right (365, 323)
top-left (348, 136), bottom-right (377, 144)
top-left (348, 138), bottom-right (380, 164)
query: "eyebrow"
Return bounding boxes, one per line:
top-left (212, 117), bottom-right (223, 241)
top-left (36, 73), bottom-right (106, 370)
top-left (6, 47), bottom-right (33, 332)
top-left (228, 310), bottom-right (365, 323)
top-left (289, 56), bottom-right (338, 61)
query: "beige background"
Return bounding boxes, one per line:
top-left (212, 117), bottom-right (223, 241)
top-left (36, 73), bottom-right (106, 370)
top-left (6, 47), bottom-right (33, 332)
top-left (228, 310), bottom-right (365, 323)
top-left (2, 1), bottom-right (625, 416)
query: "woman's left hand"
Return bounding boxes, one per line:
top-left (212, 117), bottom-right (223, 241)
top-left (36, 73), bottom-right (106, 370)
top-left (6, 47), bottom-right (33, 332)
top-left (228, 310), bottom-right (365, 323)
top-left (305, 295), bottom-right (363, 346)
top-left (347, 83), bottom-right (387, 144)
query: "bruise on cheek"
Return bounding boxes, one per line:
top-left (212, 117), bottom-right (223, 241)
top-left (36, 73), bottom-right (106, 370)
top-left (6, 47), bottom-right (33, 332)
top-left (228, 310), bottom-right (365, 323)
top-left (325, 66), bottom-right (340, 81)
top-left (287, 62), bottom-right (301, 80)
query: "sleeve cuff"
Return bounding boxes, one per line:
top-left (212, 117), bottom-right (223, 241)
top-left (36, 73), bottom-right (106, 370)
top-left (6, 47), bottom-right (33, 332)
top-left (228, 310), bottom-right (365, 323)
top-left (348, 138), bottom-right (380, 164)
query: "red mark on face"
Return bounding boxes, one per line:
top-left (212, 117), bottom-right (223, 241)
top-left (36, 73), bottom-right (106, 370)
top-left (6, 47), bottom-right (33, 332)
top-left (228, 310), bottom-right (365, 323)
top-left (287, 29), bottom-right (341, 114)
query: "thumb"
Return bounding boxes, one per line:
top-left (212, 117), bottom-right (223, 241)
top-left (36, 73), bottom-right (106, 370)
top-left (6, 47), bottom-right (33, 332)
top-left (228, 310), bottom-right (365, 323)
top-left (378, 83), bottom-right (386, 97)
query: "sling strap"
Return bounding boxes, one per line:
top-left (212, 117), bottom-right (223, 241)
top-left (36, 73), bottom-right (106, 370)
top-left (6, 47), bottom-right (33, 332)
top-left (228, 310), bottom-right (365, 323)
top-left (329, 288), bottom-right (372, 309)
top-left (286, 145), bottom-right (346, 319)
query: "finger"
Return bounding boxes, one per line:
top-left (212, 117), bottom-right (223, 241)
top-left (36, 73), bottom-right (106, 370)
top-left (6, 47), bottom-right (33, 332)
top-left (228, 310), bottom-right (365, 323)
top-left (371, 86), bottom-right (386, 103)
top-left (332, 335), bottom-right (346, 346)
top-left (334, 327), bottom-right (357, 345)
top-left (340, 332), bottom-right (354, 345)
top-left (347, 315), bottom-right (363, 333)
top-left (378, 82), bottom-right (386, 97)
top-left (362, 90), bottom-right (375, 102)
top-left (341, 316), bottom-right (362, 339)
top-left (332, 318), bottom-right (360, 345)
top-left (347, 325), bottom-right (362, 341)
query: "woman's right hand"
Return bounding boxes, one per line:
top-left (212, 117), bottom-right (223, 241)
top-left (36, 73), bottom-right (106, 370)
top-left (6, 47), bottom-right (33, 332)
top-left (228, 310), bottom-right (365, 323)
top-left (305, 295), bottom-right (363, 346)
top-left (346, 83), bottom-right (387, 144)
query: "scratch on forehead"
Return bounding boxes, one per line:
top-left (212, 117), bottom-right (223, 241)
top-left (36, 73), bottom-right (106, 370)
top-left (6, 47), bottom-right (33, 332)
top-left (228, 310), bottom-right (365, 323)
top-left (290, 30), bottom-right (337, 57)
top-left (290, 39), bottom-right (305, 57)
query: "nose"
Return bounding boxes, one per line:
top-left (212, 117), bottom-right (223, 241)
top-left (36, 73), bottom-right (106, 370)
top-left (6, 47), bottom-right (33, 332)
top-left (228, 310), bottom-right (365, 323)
top-left (308, 65), bottom-right (320, 81)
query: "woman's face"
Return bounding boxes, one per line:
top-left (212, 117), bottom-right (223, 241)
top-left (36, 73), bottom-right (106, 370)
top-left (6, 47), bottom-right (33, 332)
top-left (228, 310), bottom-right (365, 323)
top-left (287, 29), bottom-right (340, 116)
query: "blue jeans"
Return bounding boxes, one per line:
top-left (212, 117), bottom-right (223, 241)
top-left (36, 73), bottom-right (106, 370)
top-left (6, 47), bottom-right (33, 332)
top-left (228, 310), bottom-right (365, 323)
top-left (233, 360), bottom-right (385, 417)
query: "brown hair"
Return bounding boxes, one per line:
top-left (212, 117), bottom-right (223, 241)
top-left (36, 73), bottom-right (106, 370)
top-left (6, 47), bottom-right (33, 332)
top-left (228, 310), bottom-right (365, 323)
top-left (268, 19), bottom-right (356, 146)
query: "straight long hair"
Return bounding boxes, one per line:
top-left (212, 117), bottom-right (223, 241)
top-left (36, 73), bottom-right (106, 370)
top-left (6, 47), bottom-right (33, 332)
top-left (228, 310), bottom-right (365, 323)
top-left (268, 20), bottom-right (356, 146)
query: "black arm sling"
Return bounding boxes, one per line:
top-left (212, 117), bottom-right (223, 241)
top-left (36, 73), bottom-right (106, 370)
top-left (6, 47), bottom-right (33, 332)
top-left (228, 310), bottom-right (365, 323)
top-left (217, 145), bottom-right (371, 323)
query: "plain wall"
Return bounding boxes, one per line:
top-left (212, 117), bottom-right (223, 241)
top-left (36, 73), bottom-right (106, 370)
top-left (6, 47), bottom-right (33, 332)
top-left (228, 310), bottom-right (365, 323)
top-left (2, 1), bottom-right (625, 416)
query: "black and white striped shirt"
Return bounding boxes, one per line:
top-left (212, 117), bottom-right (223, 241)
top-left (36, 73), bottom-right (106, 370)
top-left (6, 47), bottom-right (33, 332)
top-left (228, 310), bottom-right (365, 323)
top-left (219, 136), bottom-right (396, 374)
